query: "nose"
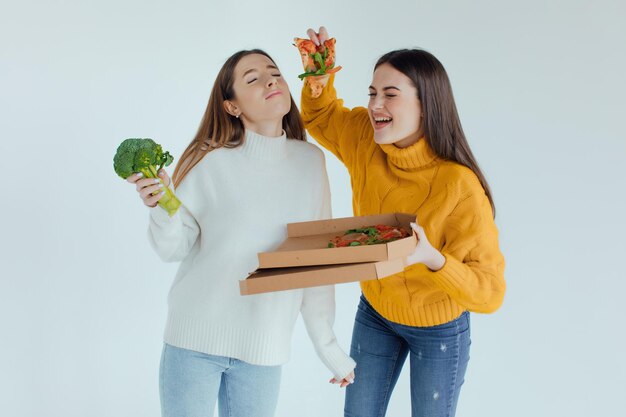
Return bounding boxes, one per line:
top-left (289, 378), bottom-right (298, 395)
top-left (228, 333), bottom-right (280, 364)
top-left (266, 75), bottom-right (277, 88)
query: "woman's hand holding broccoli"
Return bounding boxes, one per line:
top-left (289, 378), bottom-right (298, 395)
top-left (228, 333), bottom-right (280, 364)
top-left (113, 138), bottom-right (181, 216)
top-left (126, 169), bottom-right (172, 209)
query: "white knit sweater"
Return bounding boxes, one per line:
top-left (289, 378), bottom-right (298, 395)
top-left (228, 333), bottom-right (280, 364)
top-left (147, 130), bottom-right (356, 379)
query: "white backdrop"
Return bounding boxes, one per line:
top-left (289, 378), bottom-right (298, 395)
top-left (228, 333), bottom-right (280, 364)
top-left (1, 1), bottom-right (624, 416)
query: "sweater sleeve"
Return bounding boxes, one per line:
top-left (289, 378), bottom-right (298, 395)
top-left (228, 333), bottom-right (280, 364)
top-left (147, 183), bottom-right (200, 263)
top-left (420, 183), bottom-right (506, 313)
top-left (318, 154), bottom-right (333, 221)
top-left (298, 152), bottom-right (355, 379)
top-left (300, 285), bottom-right (356, 379)
top-left (300, 74), bottom-right (371, 171)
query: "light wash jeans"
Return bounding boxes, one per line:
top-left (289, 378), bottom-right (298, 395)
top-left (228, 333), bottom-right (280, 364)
top-left (345, 295), bottom-right (471, 417)
top-left (159, 343), bottom-right (282, 417)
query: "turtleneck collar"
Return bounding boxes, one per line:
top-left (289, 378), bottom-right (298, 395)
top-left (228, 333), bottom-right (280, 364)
top-left (379, 137), bottom-right (439, 170)
top-left (239, 129), bottom-right (288, 161)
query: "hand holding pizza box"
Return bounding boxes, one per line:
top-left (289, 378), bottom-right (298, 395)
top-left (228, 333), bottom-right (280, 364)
top-left (241, 213), bottom-right (419, 295)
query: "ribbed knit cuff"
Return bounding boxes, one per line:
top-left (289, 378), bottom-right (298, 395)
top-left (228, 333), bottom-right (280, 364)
top-left (432, 254), bottom-right (478, 301)
top-left (317, 341), bottom-right (356, 380)
top-left (149, 203), bottom-right (179, 226)
top-left (433, 253), bottom-right (505, 313)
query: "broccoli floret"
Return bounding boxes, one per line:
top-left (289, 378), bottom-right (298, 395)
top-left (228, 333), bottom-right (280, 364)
top-left (113, 138), bottom-right (181, 216)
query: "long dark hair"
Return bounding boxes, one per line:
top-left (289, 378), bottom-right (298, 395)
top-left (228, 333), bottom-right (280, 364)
top-left (173, 49), bottom-right (306, 188)
top-left (375, 49), bottom-right (495, 216)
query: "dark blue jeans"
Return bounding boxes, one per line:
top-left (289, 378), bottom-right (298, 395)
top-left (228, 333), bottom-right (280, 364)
top-left (345, 295), bottom-right (471, 417)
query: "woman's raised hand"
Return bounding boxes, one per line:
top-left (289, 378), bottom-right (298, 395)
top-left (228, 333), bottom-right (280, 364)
top-left (299, 26), bottom-right (333, 98)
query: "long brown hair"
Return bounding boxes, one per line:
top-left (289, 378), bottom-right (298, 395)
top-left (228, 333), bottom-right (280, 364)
top-left (375, 49), bottom-right (496, 217)
top-left (172, 49), bottom-right (306, 188)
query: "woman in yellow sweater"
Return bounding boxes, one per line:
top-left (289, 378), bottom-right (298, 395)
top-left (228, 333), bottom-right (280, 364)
top-left (298, 27), bottom-right (506, 417)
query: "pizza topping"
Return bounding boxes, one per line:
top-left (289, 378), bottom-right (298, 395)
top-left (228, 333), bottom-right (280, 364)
top-left (328, 225), bottom-right (411, 248)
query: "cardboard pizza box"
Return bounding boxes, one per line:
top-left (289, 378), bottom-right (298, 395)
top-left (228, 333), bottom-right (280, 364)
top-left (239, 257), bottom-right (406, 296)
top-left (257, 212), bottom-right (417, 268)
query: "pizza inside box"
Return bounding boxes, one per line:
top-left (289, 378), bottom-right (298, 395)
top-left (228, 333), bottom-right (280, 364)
top-left (240, 213), bottom-right (417, 295)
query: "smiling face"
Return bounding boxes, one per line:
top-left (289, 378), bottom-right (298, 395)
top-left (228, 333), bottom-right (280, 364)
top-left (368, 63), bottom-right (423, 148)
top-left (225, 53), bottom-right (291, 135)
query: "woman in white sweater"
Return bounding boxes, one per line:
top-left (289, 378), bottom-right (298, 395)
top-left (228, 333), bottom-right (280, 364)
top-left (126, 50), bottom-right (356, 417)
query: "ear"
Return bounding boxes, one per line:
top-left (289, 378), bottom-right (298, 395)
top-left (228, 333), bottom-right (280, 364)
top-left (223, 100), bottom-right (240, 117)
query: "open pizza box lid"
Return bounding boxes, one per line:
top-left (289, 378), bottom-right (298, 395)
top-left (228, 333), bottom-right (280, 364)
top-left (240, 258), bottom-right (406, 296)
top-left (257, 212), bottom-right (417, 268)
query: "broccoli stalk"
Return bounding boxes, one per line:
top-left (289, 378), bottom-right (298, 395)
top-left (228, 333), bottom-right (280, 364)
top-left (113, 138), bottom-right (182, 216)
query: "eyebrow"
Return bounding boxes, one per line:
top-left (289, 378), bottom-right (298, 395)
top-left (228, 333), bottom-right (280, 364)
top-left (243, 65), bottom-right (279, 77)
top-left (369, 86), bottom-right (401, 91)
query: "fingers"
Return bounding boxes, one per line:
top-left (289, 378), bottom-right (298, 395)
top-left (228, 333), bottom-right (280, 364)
top-left (139, 181), bottom-right (164, 199)
top-left (329, 372), bottom-right (355, 388)
top-left (306, 28), bottom-right (320, 45)
top-left (410, 222), bottom-right (425, 238)
top-left (129, 170), bottom-right (170, 185)
top-left (344, 371), bottom-right (355, 387)
top-left (132, 176), bottom-right (165, 208)
top-left (336, 377), bottom-right (353, 388)
top-left (306, 26), bottom-right (329, 46)
top-left (126, 172), bottom-right (143, 184)
top-left (135, 177), bottom-right (159, 191)
top-left (144, 190), bottom-right (164, 207)
top-left (141, 182), bottom-right (165, 208)
top-left (157, 169), bottom-right (171, 187)
top-left (318, 26), bottom-right (328, 43)
top-left (126, 171), bottom-right (170, 209)
top-left (329, 377), bottom-right (343, 386)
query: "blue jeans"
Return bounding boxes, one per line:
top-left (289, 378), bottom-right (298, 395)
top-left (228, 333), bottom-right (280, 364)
top-left (159, 344), bottom-right (282, 417)
top-left (345, 295), bottom-right (471, 417)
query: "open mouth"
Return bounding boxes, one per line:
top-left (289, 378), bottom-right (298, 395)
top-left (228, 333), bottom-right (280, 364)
top-left (373, 116), bottom-right (392, 129)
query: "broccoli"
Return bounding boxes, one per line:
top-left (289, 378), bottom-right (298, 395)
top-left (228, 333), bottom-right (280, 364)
top-left (113, 138), bottom-right (181, 216)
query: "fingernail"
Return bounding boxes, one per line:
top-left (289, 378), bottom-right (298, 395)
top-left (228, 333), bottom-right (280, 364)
top-left (160, 191), bottom-right (165, 195)
top-left (154, 179), bottom-right (160, 184)
top-left (136, 172), bottom-right (143, 178)
top-left (348, 379), bottom-right (354, 384)
top-left (158, 183), bottom-right (164, 188)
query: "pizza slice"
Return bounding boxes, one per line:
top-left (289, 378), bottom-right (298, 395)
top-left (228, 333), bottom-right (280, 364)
top-left (294, 37), bottom-right (342, 97)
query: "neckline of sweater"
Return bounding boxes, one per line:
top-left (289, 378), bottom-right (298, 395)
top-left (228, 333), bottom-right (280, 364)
top-left (379, 137), bottom-right (439, 170)
top-left (238, 129), bottom-right (289, 161)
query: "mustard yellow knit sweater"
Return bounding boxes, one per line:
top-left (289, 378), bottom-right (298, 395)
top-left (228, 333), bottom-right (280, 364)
top-left (301, 76), bottom-right (506, 327)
